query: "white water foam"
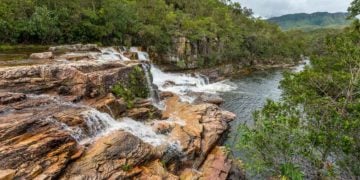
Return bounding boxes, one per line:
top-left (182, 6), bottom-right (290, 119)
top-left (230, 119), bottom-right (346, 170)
top-left (114, 117), bottom-right (168, 146)
top-left (150, 65), bottom-right (237, 102)
top-left (99, 47), bottom-right (130, 61)
top-left (129, 47), bottom-right (150, 61)
top-left (79, 109), bottom-right (170, 147)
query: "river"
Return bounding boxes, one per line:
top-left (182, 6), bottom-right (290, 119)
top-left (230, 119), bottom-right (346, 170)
top-left (220, 69), bottom-right (283, 149)
top-left (220, 62), bottom-right (307, 156)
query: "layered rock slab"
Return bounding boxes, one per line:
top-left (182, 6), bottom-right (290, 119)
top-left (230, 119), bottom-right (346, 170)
top-left (161, 96), bottom-right (236, 169)
top-left (62, 130), bottom-right (157, 179)
top-left (0, 60), bottom-right (143, 101)
top-left (0, 93), bottom-right (85, 179)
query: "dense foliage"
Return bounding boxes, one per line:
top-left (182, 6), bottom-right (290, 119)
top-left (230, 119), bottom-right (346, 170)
top-left (348, 0), bottom-right (360, 18)
top-left (237, 18), bottom-right (360, 179)
top-left (0, 0), bottom-right (303, 66)
top-left (268, 12), bottom-right (352, 31)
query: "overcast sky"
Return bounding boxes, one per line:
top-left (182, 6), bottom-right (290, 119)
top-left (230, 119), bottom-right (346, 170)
top-left (233, 0), bottom-right (352, 18)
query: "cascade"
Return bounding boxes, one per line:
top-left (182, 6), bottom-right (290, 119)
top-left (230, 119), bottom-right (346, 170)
top-left (150, 64), bottom-right (236, 102)
top-left (141, 63), bottom-right (164, 109)
top-left (99, 47), bottom-right (130, 61)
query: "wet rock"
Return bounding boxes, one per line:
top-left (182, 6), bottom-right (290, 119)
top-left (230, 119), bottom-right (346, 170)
top-left (190, 92), bottom-right (224, 105)
top-left (29, 52), bottom-right (53, 59)
top-left (160, 91), bottom-right (174, 100)
top-left (163, 80), bottom-right (176, 88)
top-left (62, 130), bottom-right (156, 179)
top-left (124, 99), bottom-right (162, 120)
top-left (127, 107), bottom-right (152, 120)
top-left (86, 93), bottom-right (127, 118)
top-left (151, 121), bottom-right (175, 134)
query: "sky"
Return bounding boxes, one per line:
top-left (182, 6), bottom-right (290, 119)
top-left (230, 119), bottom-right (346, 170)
top-left (233, 0), bottom-right (352, 18)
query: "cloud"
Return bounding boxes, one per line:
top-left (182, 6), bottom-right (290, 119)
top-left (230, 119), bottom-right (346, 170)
top-left (233, 0), bottom-right (352, 18)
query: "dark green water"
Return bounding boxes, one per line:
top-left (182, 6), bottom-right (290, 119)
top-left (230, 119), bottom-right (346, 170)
top-left (0, 46), bottom-right (48, 66)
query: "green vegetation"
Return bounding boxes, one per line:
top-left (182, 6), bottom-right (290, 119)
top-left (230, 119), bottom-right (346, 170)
top-left (0, 0), bottom-right (303, 66)
top-left (121, 163), bottom-right (133, 171)
top-left (237, 18), bottom-right (360, 179)
top-left (112, 66), bottom-right (149, 108)
top-left (268, 12), bottom-right (352, 31)
top-left (348, 0), bottom-right (360, 18)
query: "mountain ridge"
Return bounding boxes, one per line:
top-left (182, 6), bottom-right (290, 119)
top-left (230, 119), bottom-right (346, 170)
top-left (268, 12), bottom-right (351, 31)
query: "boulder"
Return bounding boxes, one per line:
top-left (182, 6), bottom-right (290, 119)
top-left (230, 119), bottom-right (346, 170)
top-left (29, 52), bottom-right (53, 59)
top-left (162, 96), bottom-right (236, 169)
top-left (62, 130), bottom-right (156, 179)
top-left (190, 92), bottom-right (224, 105)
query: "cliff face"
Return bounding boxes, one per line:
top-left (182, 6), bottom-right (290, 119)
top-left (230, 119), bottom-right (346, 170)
top-left (0, 45), bottom-right (243, 180)
top-left (157, 37), bottom-right (224, 69)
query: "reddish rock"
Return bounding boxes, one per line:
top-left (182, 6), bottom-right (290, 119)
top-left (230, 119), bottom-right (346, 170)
top-left (0, 60), bottom-right (142, 100)
top-left (162, 96), bottom-right (236, 169)
top-left (85, 93), bottom-right (127, 118)
top-left (0, 92), bottom-right (26, 105)
top-left (199, 146), bottom-right (232, 180)
top-left (62, 130), bottom-right (156, 179)
top-left (137, 160), bottom-right (179, 180)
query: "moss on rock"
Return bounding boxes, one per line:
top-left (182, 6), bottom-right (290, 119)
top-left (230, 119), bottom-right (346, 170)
top-left (112, 65), bottom-right (149, 108)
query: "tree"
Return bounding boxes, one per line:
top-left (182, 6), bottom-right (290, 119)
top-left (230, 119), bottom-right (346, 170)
top-left (348, 0), bottom-right (360, 18)
top-left (238, 21), bottom-right (360, 179)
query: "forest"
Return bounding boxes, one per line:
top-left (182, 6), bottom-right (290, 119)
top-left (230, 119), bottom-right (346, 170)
top-left (237, 1), bottom-right (360, 179)
top-left (0, 0), bottom-right (304, 66)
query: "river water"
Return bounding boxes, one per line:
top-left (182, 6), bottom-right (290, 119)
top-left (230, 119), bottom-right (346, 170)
top-left (220, 69), bottom-right (284, 151)
top-left (220, 62), bottom-right (308, 156)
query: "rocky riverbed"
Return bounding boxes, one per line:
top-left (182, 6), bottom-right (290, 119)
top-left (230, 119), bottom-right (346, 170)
top-left (0, 44), bottom-right (243, 179)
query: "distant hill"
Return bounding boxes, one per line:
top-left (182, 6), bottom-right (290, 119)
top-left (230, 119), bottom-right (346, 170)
top-left (268, 12), bottom-right (352, 31)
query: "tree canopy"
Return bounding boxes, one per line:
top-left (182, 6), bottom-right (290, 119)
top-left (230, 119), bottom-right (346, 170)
top-left (0, 0), bottom-right (304, 66)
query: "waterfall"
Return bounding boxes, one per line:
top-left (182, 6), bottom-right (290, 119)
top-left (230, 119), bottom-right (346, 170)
top-left (113, 118), bottom-right (167, 146)
top-left (141, 63), bottom-right (164, 109)
top-left (150, 64), bottom-right (236, 102)
top-left (99, 47), bottom-right (130, 61)
top-left (79, 110), bottom-right (168, 146)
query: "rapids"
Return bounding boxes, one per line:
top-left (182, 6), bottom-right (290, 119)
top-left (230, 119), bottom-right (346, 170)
top-left (150, 64), bottom-right (237, 102)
